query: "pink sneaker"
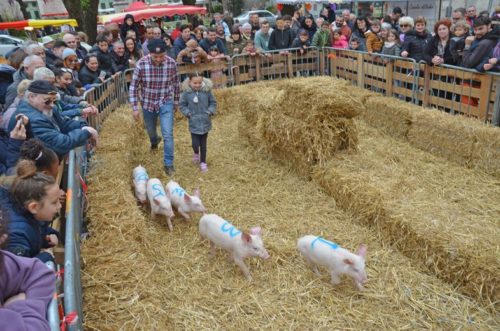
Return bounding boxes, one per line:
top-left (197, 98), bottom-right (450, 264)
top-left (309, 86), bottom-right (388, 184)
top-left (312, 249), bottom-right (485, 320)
top-left (200, 162), bottom-right (208, 173)
top-left (192, 153), bottom-right (200, 164)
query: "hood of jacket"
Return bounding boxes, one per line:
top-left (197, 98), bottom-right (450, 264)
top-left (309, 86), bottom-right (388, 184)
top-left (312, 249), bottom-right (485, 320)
top-left (124, 13), bottom-right (135, 24)
top-left (181, 77), bottom-right (213, 92)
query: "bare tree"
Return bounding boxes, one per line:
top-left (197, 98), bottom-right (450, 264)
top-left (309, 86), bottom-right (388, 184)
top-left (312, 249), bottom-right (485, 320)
top-left (62, 0), bottom-right (99, 43)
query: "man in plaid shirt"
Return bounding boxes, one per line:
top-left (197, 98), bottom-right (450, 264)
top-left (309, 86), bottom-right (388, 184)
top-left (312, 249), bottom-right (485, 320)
top-left (129, 39), bottom-right (180, 176)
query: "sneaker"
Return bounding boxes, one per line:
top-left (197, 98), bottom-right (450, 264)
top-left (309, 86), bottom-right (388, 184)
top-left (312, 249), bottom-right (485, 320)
top-left (164, 165), bottom-right (175, 176)
top-left (200, 162), bottom-right (208, 173)
top-left (192, 153), bottom-right (200, 164)
top-left (151, 137), bottom-right (162, 150)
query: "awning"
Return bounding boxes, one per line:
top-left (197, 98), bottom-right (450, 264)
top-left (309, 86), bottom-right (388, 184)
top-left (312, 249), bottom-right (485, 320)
top-left (0, 19), bottom-right (78, 30)
top-left (99, 5), bottom-right (207, 25)
top-left (124, 1), bottom-right (149, 12)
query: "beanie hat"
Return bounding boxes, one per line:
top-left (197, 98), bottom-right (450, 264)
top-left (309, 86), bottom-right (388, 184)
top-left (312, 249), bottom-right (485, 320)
top-left (62, 48), bottom-right (77, 60)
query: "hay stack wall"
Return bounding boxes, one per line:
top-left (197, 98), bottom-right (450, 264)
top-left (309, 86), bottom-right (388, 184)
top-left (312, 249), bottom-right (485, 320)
top-left (219, 77), bottom-right (500, 309)
top-left (361, 94), bottom-right (500, 178)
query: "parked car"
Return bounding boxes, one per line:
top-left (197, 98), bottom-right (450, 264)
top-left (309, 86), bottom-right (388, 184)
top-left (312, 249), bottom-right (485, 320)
top-left (0, 35), bottom-right (23, 58)
top-left (234, 10), bottom-right (277, 27)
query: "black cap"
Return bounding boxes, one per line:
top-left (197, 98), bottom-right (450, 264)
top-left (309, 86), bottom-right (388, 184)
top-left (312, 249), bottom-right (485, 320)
top-left (147, 38), bottom-right (167, 54)
top-left (28, 80), bottom-right (57, 95)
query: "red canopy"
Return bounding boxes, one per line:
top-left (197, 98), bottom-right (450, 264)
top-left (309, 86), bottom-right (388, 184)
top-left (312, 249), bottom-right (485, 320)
top-left (0, 20), bottom-right (29, 30)
top-left (124, 1), bottom-right (149, 12)
top-left (99, 5), bottom-right (207, 25)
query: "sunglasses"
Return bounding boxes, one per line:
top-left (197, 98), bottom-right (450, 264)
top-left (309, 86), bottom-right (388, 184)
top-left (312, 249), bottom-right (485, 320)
top-left (400, 24), bottom-right (410, 28)
top-left (44, 98), bottom-right (56, 105)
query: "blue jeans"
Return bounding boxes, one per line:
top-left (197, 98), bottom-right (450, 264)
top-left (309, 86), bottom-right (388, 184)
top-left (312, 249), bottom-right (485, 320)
top-left (142, 101), bottom-right (174, 166)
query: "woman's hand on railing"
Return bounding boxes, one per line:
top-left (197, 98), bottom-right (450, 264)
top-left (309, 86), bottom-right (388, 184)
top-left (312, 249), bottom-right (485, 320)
top-left (401, 51), bottom-right (409, 58)
top-left (431, 56), bottom-right (444, 65)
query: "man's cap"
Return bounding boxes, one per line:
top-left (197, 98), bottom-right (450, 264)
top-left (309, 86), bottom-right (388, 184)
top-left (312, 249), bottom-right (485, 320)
top-left (62, 48), bottom-right (77, 60)
top-left (28, 80), bottom-right (57, 95)
top-left (147, 38), bottom-right (167, 54)
top-left (41, 36), bottom-right (54, 45)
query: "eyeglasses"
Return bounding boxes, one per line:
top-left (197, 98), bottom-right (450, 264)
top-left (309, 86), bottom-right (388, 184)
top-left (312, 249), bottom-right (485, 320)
top-left (43, 98), bottom-right (56, 105)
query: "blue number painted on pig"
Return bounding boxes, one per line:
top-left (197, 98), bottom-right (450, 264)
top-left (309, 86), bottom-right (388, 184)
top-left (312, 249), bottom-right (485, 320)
top-left (220, 221), bottom-right (241, 238)
top-left (152, 183), bottom-right (165, 198)
top-left (311, 237), bottom-right (339, 250)
top-left (135, 171), bottom-right (149, 182)
top-left (171, 187), bottom-right (185, 197)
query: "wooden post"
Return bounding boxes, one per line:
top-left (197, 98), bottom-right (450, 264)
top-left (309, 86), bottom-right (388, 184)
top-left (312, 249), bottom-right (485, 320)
top-left (385, 62), bottom-right (393, 97)
top-left (478, 74), bottom-right (493, 122)
top-left (356, 53), bottom-right (364, 87)
top-left (492, 78), bottom-right (500, 126)
top-left (287, 53), bottom-right (294, 78)
top-left (255, 56), bottom-right (261, 81)
top-left (422, 65), bottom-right (431, 107)
top-left (319, 51), bottom-right (325, 75)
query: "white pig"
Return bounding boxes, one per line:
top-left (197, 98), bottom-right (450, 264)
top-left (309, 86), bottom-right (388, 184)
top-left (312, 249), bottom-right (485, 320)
top-left (297, 235), bottom-right (368, 290)
top-left (165, 180), bottom-right (205, 220)
top-left (132, 165), bottom-right (149, 203)
top-left (199, 214), bottom-right (270, 280)
top-left (147, 178), bottom-right (175, 231)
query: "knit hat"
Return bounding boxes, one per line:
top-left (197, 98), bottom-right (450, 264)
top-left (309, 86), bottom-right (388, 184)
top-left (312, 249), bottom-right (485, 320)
top-left (62, 48), bottom-right (77, 60)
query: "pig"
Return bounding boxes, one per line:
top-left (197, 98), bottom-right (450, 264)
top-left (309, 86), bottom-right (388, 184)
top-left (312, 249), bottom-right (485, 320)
top-left (297, 235), bottom-right (368, 290)
top-left (146, 178), bottom-right (175, 231)
top-left (165, 180), bottom-right (205, 220)
top-left (199, 214), bottom-right (270, 281)
top-left (132, 165), bottom-right (149, 204)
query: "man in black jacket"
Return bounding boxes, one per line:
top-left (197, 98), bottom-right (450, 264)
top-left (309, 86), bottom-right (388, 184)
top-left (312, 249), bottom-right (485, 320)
top-left (269, 17), bottom-right (294, 51)
top-left (462, 16), bottom-right (499, 70)
top-left (111, 41), bottom-right (129, 73)
top-left (89, 33), bottom-right (117, 76)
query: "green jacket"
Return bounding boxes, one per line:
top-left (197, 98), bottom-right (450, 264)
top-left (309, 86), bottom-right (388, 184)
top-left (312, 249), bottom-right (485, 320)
top-left (312, 30), bottom-right (331, 48)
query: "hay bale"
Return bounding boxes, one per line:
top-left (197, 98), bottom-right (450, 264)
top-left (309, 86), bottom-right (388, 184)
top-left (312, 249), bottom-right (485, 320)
top-left (363, 96), bottom-right (415, 139)
top-left (471, 125), bottom-right (500, 178)
top-left (256, 111), bottom-right (358, 173)
top-left (407, 108), bottom-right (476, 167)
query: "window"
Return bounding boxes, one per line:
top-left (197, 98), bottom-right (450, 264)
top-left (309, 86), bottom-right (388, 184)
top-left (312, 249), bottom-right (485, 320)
top-left (101, 3), bottom-right (106, 9)
top-left (259, 12), bottom-right (273, 18)
top-left (34, 11), bottom-right (40, 19)
top-left (0, 37), bottom-right (19, 45)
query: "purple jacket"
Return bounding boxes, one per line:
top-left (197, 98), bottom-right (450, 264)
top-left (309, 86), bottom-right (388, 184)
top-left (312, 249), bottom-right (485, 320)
top-left (0, 250), bottom-right (55, 331)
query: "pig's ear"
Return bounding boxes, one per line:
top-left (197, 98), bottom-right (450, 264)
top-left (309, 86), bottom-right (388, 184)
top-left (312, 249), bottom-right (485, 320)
top-left (357, 244), bottom-right (367, 259)
top-left (249, 227), bottom-right (261, 236)
top-left (184, 194), bottom-right (192, 203)
top-left (241, 232), bottom-right (252, 243)
top-left (153, 198), bottom-right (161, 205)
top-left (193, 188), bottom-right (200, 197)
top-left (343, 258), bottom-right (354, 266)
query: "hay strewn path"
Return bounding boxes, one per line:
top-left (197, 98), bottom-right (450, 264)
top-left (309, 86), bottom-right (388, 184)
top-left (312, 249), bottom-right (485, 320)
top-left (82, 106), bottom-right (499, 330)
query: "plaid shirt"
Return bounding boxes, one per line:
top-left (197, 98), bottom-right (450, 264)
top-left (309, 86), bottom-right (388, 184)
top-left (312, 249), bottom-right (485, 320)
top-left (129, 54), bottom-right (180, 113)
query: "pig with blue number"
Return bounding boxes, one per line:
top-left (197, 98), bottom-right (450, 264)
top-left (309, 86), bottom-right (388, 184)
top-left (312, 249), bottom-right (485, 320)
top-left (165, 180), bottom-right (205, 220)
top-left (199, 214), bottom-right (270, 281)
top-left (132, 166), bottom-right (149, 204)
top-left (297, 235), bottom-right (368, 290)
top-left (147, 178), bottom-right (175, 231)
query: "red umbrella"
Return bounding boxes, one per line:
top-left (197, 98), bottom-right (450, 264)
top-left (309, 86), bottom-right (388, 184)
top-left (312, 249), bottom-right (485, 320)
top-left (100, 6), bottom-right (207, 25)
top-left (124, 1), bottom-right (149, 12)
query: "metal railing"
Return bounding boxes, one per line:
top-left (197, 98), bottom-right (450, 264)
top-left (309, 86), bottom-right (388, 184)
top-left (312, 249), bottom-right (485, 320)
top-left (45, 261), bottom-right (61, 331)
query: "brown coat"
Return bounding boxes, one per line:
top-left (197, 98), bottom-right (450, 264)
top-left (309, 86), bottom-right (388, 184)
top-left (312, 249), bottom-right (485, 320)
top-left (365, 31), bottom-right (384, 53)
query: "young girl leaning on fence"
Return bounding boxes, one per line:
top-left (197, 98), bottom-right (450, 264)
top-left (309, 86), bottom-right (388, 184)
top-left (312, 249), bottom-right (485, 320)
top-left (0, 141), bottom-right (62, 263)
top-left (179, 73), bottom-right (217, 173)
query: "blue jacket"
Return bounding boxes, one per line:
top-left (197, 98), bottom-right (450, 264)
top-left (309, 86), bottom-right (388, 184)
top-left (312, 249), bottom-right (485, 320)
top-left (55, 100), bottom-right (82, 118)
top-left (8, 100), bottom-right (90, 157)
top-left (0, 187), bottom-right (59, 263)
top-left (199, 38), bottom-right (228, 55)
top-left (0, 130), bottom-right (22, 175)
top-left (179, 78), bottom-right (216, 135)
top-left (173, 36), bottom-right (195, 58)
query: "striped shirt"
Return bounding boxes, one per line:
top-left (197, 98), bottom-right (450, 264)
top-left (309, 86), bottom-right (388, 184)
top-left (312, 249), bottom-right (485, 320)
top-left (129, 54), bottom-right (180, 113)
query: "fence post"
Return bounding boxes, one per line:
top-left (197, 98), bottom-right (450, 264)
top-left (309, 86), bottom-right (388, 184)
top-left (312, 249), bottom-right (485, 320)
top-left (356, 52), bottom-right (364, 87)
top-left (319, 50), bottom-right (325, 75)
top-left (478, 74), bottom-right (493, 122)
top-left (385, 61), bottom-right (393, 97)
top-left (287, 52), bottom-right (294, 78)
top-left (422, 64), bottom-right (431, 107)
top-left (493, 80), bottom-right (500, 126)
top-left (255, 56), bottom-right (261, 81)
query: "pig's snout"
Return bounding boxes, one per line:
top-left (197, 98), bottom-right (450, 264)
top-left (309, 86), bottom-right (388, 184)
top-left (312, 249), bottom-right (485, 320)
top-left (261, 251), bottom-right (270, 260)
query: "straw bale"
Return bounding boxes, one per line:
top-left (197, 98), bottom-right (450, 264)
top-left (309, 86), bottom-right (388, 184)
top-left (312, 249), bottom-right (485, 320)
top-left (407, 107), bottom-right (479, 167)
top-left (257, 111), bottom-right (358, 172)
top-left (470, 124), bottom-right (500, 178)
top-left (83, 106), bottom-right (499, 330)
top-left (363, 95), bottom-right (415, 139)
top-left (314, 119), bottom-right (500, 309)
